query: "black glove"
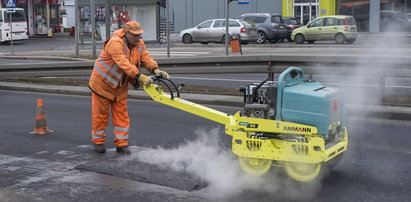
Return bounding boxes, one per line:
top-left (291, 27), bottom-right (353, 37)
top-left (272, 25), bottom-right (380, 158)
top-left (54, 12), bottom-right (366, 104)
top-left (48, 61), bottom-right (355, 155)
top-left (133, 79), bottom-right (140, 89)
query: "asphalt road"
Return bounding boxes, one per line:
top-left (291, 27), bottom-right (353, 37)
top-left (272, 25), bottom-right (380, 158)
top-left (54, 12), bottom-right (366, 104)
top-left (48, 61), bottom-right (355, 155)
top-left (1, 90), bottom-right (410, 201)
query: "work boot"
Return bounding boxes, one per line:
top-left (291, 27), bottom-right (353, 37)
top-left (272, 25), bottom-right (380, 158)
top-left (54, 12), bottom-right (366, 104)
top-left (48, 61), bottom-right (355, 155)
top-left (116, 146), bottom-right (131, 155)
top-left (94, 144), bottom-right (106, 153)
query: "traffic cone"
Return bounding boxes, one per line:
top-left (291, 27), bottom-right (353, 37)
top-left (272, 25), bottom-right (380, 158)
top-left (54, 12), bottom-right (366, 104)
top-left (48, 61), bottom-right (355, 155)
top-left (30, 98), bottom-right (53, 135)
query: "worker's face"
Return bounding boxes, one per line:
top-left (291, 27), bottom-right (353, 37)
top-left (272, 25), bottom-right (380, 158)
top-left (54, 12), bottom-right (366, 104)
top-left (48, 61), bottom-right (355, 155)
top-left (125, 31), bottom-right (141, 45)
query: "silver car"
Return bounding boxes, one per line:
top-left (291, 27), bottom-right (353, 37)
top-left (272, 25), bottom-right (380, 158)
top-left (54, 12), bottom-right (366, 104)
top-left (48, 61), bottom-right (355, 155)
top-left (180, 19), bottom-right (258, 44)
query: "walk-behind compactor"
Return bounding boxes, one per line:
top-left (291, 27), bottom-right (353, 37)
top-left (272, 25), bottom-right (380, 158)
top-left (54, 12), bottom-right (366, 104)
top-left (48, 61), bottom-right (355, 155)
top-left (144, 67), bottom-right (348, 182)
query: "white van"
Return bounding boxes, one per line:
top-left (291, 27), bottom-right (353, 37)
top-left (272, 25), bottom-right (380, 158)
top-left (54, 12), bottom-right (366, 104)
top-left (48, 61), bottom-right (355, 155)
top-left (0, 8), bottom-right (28, 43)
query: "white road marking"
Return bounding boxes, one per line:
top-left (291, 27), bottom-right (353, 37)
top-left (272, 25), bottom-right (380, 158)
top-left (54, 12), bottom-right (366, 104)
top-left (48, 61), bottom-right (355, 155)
top-left (173, 76), bottom-right (411, 89)
top-left (172, 76), bottom-right (259, 82)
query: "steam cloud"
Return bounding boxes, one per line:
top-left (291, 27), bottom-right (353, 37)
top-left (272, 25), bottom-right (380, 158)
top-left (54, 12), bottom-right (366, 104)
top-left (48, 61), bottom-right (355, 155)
top-left (134, 127), bottom-right (321, 199)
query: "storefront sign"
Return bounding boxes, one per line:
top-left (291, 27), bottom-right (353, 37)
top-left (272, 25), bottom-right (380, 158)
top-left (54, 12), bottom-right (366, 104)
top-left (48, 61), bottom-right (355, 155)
top-left (39, 0), bottom-right (58, 4)
top-left (16, 0), bottom-right (27, 4)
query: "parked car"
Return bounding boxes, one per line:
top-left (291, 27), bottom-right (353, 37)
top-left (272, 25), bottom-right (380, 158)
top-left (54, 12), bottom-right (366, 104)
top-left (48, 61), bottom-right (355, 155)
top-left (283, 17), bottom-right (303, 42)
top-left (291, 15), bottom-right (358, 44)
top-left (237, 13), bottom-right (288, 44)
top-left (179, 19), bottom-right (258, 44)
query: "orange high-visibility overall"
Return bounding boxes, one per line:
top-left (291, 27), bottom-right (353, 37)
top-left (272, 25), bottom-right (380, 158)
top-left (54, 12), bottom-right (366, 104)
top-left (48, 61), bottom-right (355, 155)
top-left (88, 28), bottom-right (158, 147)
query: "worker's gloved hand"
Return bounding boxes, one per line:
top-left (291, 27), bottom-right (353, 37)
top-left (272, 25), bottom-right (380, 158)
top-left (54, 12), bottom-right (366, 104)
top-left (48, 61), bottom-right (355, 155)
top-left (137, 73), bottom-right (154, 87)
top-left (154, 69), bottom-right (170, 79)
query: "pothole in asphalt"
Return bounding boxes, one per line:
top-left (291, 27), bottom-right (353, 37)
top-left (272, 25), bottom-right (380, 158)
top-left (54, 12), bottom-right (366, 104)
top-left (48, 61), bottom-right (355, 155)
top-left (75, 147), bottom-right (208, 192)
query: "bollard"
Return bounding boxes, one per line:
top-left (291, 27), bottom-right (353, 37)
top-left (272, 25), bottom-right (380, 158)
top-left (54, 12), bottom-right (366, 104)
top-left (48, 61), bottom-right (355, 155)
top-left (230, 34), bottom-right (242, 55)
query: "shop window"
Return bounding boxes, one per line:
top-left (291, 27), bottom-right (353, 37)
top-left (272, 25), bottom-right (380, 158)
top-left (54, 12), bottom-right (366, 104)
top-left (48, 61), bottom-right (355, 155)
top-left (340, 0), bottom-right (370, 32)
top-left (111, 5), bottom-right (157, 41)
top-left (380, 0), bottom-right (411, 32)
top-left (77, 4), bottom-right (157, 42)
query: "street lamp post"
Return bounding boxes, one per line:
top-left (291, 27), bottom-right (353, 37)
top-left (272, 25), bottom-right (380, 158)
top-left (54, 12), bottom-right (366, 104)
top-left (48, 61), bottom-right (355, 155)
top-left (166, 0), bottom-right (170, 58)
top-left (91, 0), bottom-right (96, 58)
top-left (74, 0), bottom-right (79, 55)
top-left (225, 0), bottom-right (230, 56)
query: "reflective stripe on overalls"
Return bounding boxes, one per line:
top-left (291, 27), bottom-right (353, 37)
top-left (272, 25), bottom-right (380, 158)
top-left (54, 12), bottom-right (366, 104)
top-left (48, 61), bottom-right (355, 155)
top-left (92, 45), bottom-right (129, 88)
top-left (114, 126), bottom-right (129, 140)
top-left (92, 129), bottom-right (106, 140)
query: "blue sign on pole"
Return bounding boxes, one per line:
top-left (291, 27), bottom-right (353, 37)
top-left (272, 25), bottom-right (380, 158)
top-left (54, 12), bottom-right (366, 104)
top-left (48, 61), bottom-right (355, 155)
top-left (6, 0), bottom-right (17, 8)
top-left (238, 0), bottom-right (250, 5)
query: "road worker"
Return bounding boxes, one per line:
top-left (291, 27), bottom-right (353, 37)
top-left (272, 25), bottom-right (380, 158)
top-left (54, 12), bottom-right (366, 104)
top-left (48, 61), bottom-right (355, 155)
top-left (88, 21), bottom-right (169, 154)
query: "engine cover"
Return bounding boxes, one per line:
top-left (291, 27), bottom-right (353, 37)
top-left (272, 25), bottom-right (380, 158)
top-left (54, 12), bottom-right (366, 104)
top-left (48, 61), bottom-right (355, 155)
top-left (281, 80), bottom-right (344, 139)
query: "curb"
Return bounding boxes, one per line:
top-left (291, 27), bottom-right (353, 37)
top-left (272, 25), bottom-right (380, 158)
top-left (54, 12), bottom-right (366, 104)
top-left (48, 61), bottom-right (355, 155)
top-left (0, 55), bottom-right (91, 61)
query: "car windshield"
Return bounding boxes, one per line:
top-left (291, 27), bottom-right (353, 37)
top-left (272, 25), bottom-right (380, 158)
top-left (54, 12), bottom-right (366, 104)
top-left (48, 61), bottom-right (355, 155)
top-left (284, 19), bottom-right (299, 25)
top-left (213, 20), bottom-right (225, 28)
top-left (348, 17), bottom-right (356, 25)
top-left (212, 20), bottom-right (244, 27)
top-left (240, 20), bottom-right (254, 27)
top-left (337, 17), bottom-right (356, 25)
top-left (271, 16), bottom-right (282, 23)
top-left (309, 18), bottom-right (324, 27)
top-left (324, 18), bottom-right (338, 26)
top-left (4, 10), bottom-right (26, 22)
top-left (197, 20), bottom-right (212, 28)
top-left (229, 20), bottom-right (240, 27)
top-left (245, 16), bottom-right (266, 23)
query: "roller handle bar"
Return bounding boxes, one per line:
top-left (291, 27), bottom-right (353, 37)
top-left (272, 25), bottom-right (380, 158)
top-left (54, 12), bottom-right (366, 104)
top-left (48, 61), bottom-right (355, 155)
top-left (151, 74), bottom-right (181, 99)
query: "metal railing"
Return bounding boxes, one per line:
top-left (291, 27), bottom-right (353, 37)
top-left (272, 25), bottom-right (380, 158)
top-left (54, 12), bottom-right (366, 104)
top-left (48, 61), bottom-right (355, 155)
top-left (1, 55), bottom-right (410, 106)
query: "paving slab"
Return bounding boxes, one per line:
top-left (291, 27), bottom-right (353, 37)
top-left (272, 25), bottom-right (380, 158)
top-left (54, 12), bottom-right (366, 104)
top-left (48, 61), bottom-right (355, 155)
top-left (75, 147), bottom-right (208, 191)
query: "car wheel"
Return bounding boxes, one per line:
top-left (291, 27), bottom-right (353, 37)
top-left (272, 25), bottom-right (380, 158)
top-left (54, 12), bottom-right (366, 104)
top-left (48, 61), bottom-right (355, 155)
top-left (295, 34), bottom-right (305, 44)
top-left (335, 33), bottom-right (346, 44)
top-left (307, 40), bottom-right (315, 44)
top-left (256, 32), bottom-right (267, 44)
top-left (182, 34), bottom-right (193, 44)
top-left (269, 39), bottom-right (278, 43)
top-left (347, 38), bottom-right (356, 44)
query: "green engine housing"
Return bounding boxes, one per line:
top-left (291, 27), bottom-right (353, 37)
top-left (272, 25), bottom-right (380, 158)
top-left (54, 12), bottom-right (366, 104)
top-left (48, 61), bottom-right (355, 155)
top-left (277, 68), bottom-right (345, 140)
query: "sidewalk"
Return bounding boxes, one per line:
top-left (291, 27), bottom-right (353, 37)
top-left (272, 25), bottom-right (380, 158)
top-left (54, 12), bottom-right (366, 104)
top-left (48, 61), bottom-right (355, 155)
top-left (1, 81), bottom-right (411, 121)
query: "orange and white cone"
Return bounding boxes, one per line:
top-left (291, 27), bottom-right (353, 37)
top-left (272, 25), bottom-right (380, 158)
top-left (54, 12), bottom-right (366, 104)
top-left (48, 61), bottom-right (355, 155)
top-left (30, 98), bottom-right (53, 135)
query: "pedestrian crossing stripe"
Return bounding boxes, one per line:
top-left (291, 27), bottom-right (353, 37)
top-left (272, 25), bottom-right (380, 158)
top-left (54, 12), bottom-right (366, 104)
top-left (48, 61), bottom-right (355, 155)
top-left (6, 0), bottom-right (16, 8)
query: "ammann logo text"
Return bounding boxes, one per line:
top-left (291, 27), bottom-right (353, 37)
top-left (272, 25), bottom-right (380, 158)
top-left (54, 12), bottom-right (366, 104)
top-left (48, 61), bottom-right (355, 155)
top-left (283, 126), bottom-right (311, 133)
